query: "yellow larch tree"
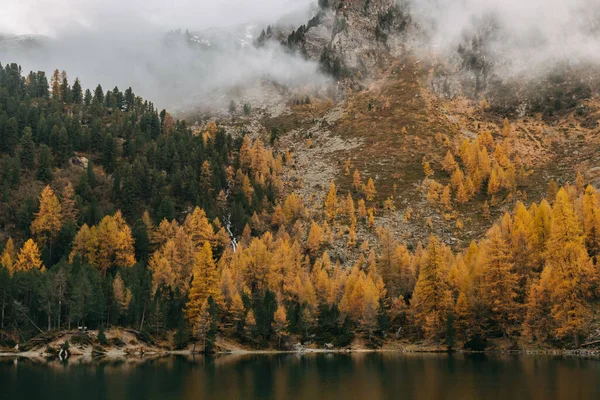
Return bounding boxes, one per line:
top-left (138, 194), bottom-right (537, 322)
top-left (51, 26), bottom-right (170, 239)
top-left (360, 276), bottom-right (380, 339)
top-left (367, 208), bottom-right (375, 229)
top-left (543, 189), bottom-right (598, 346)
top-left (272, 304), bottom-right (288, 347)
top-left (31, 185), bottom-right (63, 257)
top-left (348, 224), bottom-right (357, 248)
top-left (324, 181), bottom-right (338, 221)
top-left (346, 193), bottom-right (356, 226)
top-left (353, 169), bottom-right (362, 192)
top-left (14, 239), bottom-right (45, 273)
top-left (423, 160), bottom-right (434, 178)
top-left (183, 207), bottom-right (215, 249)
top-left (441, 151), bottom-right (457, 174)
top-left (410, 236), bottom-right (452, 341)
top-left (523, 279), bottom-right (554, 342)
top-left (113, 272), bottom-right (132, 314)
top-left (478, 225), bottom-right (520, 337)
top-left (510, 201), bottom-right (537, 286)
top-left (60, 182), bottom-right (78, 225)
top-left (186, 242), bottom-right (223, 322)
top-left (487, 166), bottom-right (500, 196)
top-left (582, 185), bottom-right (600, 258)
top-left (357, 199), bottom-right (367, 220)
top-left (152, 218), bottom-right (179, 250)
top-left (69, 224), bottom-right (98, 265)
top-left (440, 185), bottom-right (452, 210)
top-left (148, 234), bottom-right (194, 296)
top-left (95, 211), bottom-right (135, 275)
top-left (364, 178), bottom-right (377, 201)
top-left (307, 221), bottom-right (324, 257)
top-left (1, 238), bottom-right (17, 275)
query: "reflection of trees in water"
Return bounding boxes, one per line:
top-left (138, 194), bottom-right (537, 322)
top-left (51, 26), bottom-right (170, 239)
top-left (2, 354), bottom-right (599, 400)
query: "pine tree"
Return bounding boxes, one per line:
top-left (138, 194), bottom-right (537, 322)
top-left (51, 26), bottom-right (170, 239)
top-left (19, 127), bottom-right (35, 170)
top-left (36, 144), bottom-right (53, 182)
top-left (72, 78), bottom-right (82, 104)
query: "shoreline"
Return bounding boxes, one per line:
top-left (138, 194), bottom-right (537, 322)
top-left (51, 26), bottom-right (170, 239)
top-left (2, 346), bottom-right (600, 362)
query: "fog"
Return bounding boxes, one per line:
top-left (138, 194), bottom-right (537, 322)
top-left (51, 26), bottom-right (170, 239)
top-left (406, 0), bottom-right (600, 78)
top-left (0, 0), bottom-right (326, 111)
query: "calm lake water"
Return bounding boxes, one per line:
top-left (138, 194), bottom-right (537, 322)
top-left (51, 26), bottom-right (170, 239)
top-left (1, 353), bottom-right (599, 400)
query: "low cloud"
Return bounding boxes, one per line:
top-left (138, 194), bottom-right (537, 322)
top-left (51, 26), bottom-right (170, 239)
top-left (0, 0), bottom-right (327, 110)
top-left (405, 0), bottom-right (600, 78)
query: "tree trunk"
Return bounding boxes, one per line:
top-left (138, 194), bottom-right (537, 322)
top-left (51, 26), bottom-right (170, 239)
top-left (48, 312), bottom-right (51, 331)
top-left (139, 302), bottom-right (146, 332)
top-left (57, 300), bottom-right (61, 330)
top-left (574, 333), bottom-right (580, 348)
top-left (1, 298), bottom-right (5, 329)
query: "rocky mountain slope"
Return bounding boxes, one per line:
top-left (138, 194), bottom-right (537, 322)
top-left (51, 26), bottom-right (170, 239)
top-left (181, 0), bottom-right (600, 252)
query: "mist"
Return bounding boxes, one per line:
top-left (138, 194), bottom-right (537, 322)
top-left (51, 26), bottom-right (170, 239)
top-left (405, 0), bottom-right (600, 78)
top-left (0, 0), bottom-right (328, 111)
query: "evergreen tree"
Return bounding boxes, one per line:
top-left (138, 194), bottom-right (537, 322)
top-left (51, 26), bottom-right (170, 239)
top-left (19, 127), bottom-right (35, 170)
top-left (36, 144), bottom-right (53, 182)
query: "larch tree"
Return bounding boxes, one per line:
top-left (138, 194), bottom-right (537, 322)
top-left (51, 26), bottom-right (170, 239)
top-left (1, 238), bottom-right (17, 275)
top-left (69, 224), bottom-right (98, 265)
top-left (113, 272), bottom-right (132, 317)
top-left (14, 239), bottom-right (45, 273)
top-left (186, 242), bottom-right (222, 323)
top-left (307, 222), bottom-right (324, 257)
top-left (324, 181), bottom-right (338, 221)
top-left (360, 276), bottom-right (380, 339)
top-left (192, 300), bottom-right (212, 353)
top-left (183, 207), bottom-right (215, 249)
top-left (479, 225), bottom-right (520, 337)
top-left (442, 151), bottom-right (457, 173)
top-left (510, 201), bottom-right (537, 292)
top-left (582, 186), bottom-right (600, 258)
top-left (353, 169), bottom-right (362, 192)
top-left (410, 236), bottom-right (452, 341)
top-left (523, 279), bottom-right (554, 342)
top-left (95, 212), bottom-right (136, 275)
top-left (364, 178), bottom-right (377, 201)
top-left (31, 185), bottom-right (63, 259)
top-left (272, 304), bottom-right (288, 348)
top-left (60, 182), bottom-right (79, 225)
top-left (543, 189), bottom-right (598, 347)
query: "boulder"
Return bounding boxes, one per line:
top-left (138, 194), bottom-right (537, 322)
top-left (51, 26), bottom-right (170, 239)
top-left (70, 156), bottom-right (89, 169)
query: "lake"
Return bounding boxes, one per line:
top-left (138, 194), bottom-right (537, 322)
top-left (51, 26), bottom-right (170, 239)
top-left (1, 353), bottom-right (599, 400)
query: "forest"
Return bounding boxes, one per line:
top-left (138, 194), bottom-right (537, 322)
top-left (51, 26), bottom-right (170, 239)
top-left (0, 61), bottom-right (599, 352)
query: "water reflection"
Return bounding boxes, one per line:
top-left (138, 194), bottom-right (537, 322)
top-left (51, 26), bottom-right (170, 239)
top-left (1, 353), bottom-right (599, 400)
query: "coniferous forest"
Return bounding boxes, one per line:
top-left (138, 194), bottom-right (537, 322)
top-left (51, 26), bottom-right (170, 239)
top-left (1, 62), bottom-right (600, 352)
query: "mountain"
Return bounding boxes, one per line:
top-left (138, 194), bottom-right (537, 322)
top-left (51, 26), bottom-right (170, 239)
top-left (2, 0), bottom-right (600, 354)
